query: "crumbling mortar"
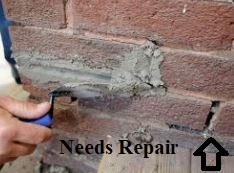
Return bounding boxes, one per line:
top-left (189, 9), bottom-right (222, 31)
top-left (166, 101), bottom-right (222, 139)
top-left (122, 125), bottom-right (153, 144)
top-left (203, 101), bottom-right (222, 137)
top-left (110, 41), bottom-right (167, 97)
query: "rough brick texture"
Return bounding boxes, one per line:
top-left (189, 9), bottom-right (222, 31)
top-left (79, 94), bottom-right (211, 130)
top-left (68, 0), bottom-right (234, 51)
top-left (161, 48), bottom-right (234, 101)
top-left (213, 103), bottom-right (234, 136)
top-left (3, 0), bottom-right (66, 29)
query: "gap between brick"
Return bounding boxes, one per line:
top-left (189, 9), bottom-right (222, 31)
top-left (168, 101), bottom-right (222, 138)
top-left (167, 124), bottom-right (203, 135)
top-left (204, 101), bottom-right (221, 132)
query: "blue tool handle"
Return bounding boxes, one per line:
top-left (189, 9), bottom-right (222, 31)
top-left (23, 113), bottom-right (53, 128)
top-left (22, 95), bottom-right (54, 128)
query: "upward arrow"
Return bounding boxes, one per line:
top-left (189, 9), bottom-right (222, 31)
top-left (193, 137), bottom-right (229, 171)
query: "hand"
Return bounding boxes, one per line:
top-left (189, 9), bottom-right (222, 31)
top-left (0, 96), bottom-right (52, 164)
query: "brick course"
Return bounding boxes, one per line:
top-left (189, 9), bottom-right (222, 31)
top-left (68, 0), bottom-right (234, 51)
top-left (161, 48), bottom-right (234, 101)
top-left (10, 26), bottom-right (133, 69)
top-left (4, 0), bottom-right (234, 51)
top-left (79, 94), bottom-right (211, 130)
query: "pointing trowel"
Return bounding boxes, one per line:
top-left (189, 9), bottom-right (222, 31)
top-left (21, 84), bottom-right (106, 127)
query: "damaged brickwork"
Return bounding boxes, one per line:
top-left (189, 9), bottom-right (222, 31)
top-left (110, 41), bottom-right (166, 96)
top-left (1, 0), bottom-right (234, 172)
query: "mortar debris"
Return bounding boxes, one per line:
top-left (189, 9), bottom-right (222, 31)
top-left (123, 126), bottom-right (153, 144)
top-left (110, 41), bottom-right (166, 96)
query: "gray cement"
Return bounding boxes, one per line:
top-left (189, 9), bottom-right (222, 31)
top-left (14, 52), bottom-right (112, 86)
top-left (110, 41), bottom-right (165, 96)
top-left (14, 41), bottom-right (165, 97)
top-left (122, 126), bottom-right (153, 144)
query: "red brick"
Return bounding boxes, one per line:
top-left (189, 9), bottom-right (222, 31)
top-left (21, 75), bottom-right (50, 101)
top-left (213, 102), bottom-right (234, 136)
top-left (54, 107), bottom-right (139, 138)
top-left (3, 0), bottom-right (66, 29)
top-left (79, 93), bottom-right (211, 130)
top-left (161, 48), bottom-right (234, 101)
top-left (10, 26), bottom-right (133, 69)
top-left (68, 0), bottom-right (234, 51)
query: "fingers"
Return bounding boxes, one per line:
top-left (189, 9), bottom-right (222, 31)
top-left (14, 121), bottom-right (52, 144)
top-left (4, 143), bottom-right (36, 157)
top-left (9, 143), bottom-right (36, 157)
top-left (0, 97), bottom-right (53, 164)
top-left (0, 113), bottom-right (52, 145)
top-left (0, 96), bottom-right (51, 119)
top-left (0, 139), bottom-right (36, 158)
top-left (0, 116), bottom-right (52, 164)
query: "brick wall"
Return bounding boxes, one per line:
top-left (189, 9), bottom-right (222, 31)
top-left (2, 0), bottom-right (234, 172)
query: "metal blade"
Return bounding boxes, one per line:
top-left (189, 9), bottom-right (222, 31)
top-left (50, 85), bottom-right (107, 99)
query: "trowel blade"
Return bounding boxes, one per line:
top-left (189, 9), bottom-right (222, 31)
top-left (51, 84), bottom-right (131, 112)
top-left (51, 84), bottom-right (109, 99)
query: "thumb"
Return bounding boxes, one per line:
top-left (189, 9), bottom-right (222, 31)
top-left (0, 96), bottom-right (51, 119)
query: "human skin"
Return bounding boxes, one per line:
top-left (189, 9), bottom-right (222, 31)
top-left (0, 96), bottom-right (52, 164)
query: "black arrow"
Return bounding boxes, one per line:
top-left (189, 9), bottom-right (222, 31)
top-left (193, 137), bottom-right (229, 171)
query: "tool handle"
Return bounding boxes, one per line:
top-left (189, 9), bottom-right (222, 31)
top-left (21, 95), bottom-right (54, 128)
top-left (23, 113), bottom-right (53, 128)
